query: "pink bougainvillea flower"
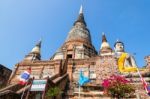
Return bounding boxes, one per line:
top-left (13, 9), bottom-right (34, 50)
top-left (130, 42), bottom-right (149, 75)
top-left (101, 74), bottom-right (135, 98)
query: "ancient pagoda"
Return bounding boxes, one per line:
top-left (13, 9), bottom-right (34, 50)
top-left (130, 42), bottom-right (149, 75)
top-left (0, 6), bottom-right (150, 99)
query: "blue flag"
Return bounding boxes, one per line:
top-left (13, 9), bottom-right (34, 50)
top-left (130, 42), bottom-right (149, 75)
top-left (78, 70), bottom-right (90, 86)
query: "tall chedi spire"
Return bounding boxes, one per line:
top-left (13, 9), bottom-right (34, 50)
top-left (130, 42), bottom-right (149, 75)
top-left (24, 39), bottom-right (41, 61)
top-left (73, 5), bottom-right (86, 26)
top-left (100, 33), bottom-right (113, 56)
top-left (66, 5), bottom-right (92, 45)
top-left (52, 5), bottom-right (97, 60)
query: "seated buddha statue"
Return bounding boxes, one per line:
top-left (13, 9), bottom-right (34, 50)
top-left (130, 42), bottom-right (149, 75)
top-left (114, 40), bottom-right (138, 73)
top-left (114, 40), bottom-right (150, 86)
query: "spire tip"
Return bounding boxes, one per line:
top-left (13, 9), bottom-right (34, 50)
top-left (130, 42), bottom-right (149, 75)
top-left (102, 32), bottom-right (105, 35)
top-left (79, 5), bottom-right (83, 14)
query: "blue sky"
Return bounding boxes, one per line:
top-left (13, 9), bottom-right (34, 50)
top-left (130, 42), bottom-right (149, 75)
top-left (0, 0), bottom-right (150, 69)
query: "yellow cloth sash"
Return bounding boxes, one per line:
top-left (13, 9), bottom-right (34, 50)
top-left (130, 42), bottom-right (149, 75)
top-left (118, 53), bottom-right (137, 73)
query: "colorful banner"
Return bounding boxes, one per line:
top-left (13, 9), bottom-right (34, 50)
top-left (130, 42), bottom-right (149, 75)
top-left (19, 68), bottom-right (31, 85)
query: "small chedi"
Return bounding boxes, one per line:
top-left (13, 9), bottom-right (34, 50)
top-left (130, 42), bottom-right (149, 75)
top-left (0, 6), bottom-right (150, 99)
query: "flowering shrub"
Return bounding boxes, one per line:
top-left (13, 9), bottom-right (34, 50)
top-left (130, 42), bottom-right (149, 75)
top-left (102, 75), bottom-right (135, 98)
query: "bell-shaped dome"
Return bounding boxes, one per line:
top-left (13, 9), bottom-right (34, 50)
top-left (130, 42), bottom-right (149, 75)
top-left (100, 33), bottom-right (113, 56)
top-left (24, 40), bottom-right (41, 61)
top-left (65, 6), bottom-right (92, 45)
top-left (101, 42), bottom-right (110, 49)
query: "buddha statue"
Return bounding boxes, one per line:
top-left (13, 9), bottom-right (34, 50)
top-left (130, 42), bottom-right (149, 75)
top-left (114, 40), bottom-right (150, 85)
top-left (114, 40), bottom-right (138, 73)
